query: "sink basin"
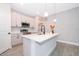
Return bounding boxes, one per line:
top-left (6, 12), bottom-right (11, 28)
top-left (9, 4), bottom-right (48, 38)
top-left (37, 33), bottom-right (46, 35)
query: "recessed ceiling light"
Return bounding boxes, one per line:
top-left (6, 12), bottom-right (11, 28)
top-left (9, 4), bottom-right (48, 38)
top-left (44, 12), bottom-right (48, 17)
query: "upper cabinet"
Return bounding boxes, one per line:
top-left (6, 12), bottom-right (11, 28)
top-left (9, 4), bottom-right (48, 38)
top-left (11, 10), bottom-right (21, 27)
top-left (11, 10), bottom-right (48, 33)
top-left (25, 16), bottom-right (35, 27)
top-left (11, 11), bottom-right (17, 26)
top-left (11, 10), bottom-right (35, 27)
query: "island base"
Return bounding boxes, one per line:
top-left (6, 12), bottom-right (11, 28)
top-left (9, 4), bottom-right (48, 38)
top-left (23, 37), bottom-right (57, 56)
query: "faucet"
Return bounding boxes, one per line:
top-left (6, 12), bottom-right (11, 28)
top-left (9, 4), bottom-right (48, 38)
top-left (41, 25), bottom-right (45, 34)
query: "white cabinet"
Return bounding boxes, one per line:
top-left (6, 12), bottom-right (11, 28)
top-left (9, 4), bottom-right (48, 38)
top-left (11, 10), bottom-right (36, 33)
top-left (16, 13), bottom-right (22, 26)
top-left (11, 10), bottom-right (35, 28)
top-left (21, 15), bottom-right (27, 22)
top-left (11, 33), bottom-right (22, 46)
top-left (11, 11), bottom-right (17, 26)
top-left (25, 17), bottom-right (35, 27)
top-left (11, 11), bottom-right (22, 27)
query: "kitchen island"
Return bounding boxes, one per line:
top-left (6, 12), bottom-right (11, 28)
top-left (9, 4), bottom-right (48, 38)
top-left (22, 33), bottom-right (59, 56)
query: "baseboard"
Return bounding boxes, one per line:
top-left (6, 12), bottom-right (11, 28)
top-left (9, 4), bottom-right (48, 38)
top-left (0, 48), bottom-right (9, 55)
top-left (57, 40), bottom-right (79, 46)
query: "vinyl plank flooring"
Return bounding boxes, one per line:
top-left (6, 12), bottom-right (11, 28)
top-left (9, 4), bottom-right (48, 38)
top-left (0, 42), bottom-right (79, 56)
top-left (50, 42), bottom-right (79, 56)
top-left (0, 45), bottom-right (23, 56)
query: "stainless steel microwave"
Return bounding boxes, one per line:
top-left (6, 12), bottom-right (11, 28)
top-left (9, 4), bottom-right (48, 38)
top-left (21, 22), bottom-right (30, 27)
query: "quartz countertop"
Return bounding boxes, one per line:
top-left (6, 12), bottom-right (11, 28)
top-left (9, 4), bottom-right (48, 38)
top-left (22, 33), bottom-right (59, 43)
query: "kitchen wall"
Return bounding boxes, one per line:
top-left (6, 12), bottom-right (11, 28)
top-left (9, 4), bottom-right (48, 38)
top-left (0, 3), bottom-right (11, 53)
top-left (54, 7), bottom-right (79, 45)
top-left (47, 14), bottom-right (56, 32)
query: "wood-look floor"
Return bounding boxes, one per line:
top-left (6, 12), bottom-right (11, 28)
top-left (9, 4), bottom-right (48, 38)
top-left (0, 42), bottom-right (79, 56)
top-left (50, 42), bottom-right (79, 56)
top-left (0, 45), bottom-right (23, 56)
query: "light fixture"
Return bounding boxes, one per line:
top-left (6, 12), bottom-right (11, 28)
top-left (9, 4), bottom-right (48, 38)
top-left (53, 19), bottom-right (56, 22)
top-left (44, 12), bottom-right (48, 17)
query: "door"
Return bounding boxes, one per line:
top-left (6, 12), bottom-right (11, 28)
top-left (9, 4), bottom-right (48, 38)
top-left (0, 4), bottom-right (11, 54)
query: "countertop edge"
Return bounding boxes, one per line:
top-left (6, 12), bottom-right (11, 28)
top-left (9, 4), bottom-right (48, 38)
top-left (21, 33), bottom-right (59, 43)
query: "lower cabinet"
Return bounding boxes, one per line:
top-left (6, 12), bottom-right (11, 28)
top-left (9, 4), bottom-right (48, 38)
top-left (11, 33), bottom-right (22, 46)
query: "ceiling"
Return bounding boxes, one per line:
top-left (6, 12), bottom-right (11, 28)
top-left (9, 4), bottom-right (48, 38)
top-left (10, 3), bottom-right (79, 17)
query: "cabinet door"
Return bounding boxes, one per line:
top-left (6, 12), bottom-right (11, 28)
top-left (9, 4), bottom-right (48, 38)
top-left (11, 34), bottom-right (17, 46)
top-left (11, 11), bottom-right (22, 27)
top-left (16, 13), bottom-right (21, 27)
top-left (21, 15), bottom-right (27, 22)
top-left (11, 34), bottom-right (22, 46)
top-left (11, 11), bottom-right (17, 26)
top-left (29, 17), bottom-right (35, 27)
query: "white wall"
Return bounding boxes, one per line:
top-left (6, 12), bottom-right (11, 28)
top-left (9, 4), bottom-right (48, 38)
top-left (55, 7), bottom-right (79, 45)
top-left (48, 7), bottom-right (79, 45)
top-left (0, 3), bottom-right (11, 54)
top-left (56, 3), bottom-right (79, 14)
top-left (47, 15), bottom-right (56, 32)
